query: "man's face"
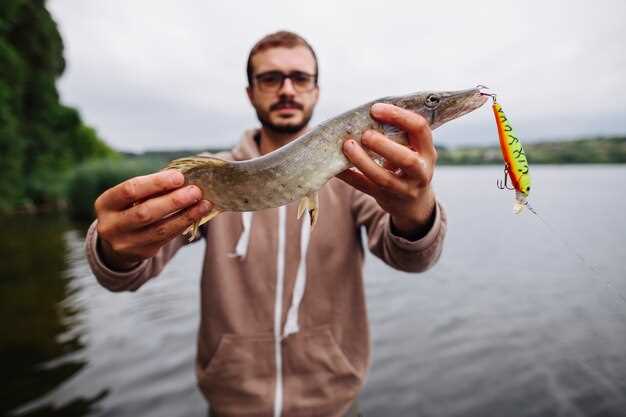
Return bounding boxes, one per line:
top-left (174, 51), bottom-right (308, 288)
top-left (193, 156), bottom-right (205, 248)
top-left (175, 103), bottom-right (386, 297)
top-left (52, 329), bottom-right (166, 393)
top-left (247, 46), bottom-right (319, 134)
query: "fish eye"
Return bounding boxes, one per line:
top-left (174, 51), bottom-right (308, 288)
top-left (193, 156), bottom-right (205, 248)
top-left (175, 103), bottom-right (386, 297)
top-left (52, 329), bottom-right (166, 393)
top-left (425, 94), bottom-right (441, 108)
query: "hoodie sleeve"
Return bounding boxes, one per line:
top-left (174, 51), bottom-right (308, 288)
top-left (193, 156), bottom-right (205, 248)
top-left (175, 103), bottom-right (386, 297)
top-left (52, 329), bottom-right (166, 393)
top-left (84, 220), bottom-right (189, 292)
top-left (351, 190), bottom-right (447, 273)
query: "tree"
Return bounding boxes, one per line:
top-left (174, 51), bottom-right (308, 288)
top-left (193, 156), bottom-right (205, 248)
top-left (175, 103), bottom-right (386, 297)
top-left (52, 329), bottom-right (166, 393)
top-left (0, 0), bottom-right (116, 212)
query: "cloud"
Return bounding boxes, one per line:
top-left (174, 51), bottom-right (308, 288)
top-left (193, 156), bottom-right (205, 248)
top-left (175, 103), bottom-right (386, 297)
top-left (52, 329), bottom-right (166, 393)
top-left (49, 0), bottom-right (626, 151)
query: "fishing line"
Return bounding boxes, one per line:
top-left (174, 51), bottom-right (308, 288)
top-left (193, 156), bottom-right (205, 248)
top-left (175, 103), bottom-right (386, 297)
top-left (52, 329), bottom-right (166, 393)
top-left (525, 204), bottom-right (626, 306)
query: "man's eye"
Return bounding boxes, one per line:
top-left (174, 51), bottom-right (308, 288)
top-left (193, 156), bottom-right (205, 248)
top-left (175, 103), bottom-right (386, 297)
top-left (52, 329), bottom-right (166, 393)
top-left (259, 73), bottom-right (281, 84)
top-left (291, 74), bottom-right (310, 83)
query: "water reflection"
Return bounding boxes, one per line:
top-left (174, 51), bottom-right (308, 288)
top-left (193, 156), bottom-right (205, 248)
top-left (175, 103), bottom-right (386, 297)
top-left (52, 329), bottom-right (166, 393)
top-left (0, 167), bottom-right (625, 417)
top-left (0, 215), bottom-right (107, 416)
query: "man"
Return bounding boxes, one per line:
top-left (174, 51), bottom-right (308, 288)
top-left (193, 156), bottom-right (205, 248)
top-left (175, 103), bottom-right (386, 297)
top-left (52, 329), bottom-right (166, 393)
top-left (86, 31), bottom-right (446, 417)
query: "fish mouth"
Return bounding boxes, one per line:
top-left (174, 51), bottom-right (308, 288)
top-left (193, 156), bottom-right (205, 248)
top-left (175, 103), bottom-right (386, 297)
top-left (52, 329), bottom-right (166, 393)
top-left (476, 84), bottom-right (497, 101)
top-left (430, 87), bottom-right (488, 129)
top-left (447, 87), bottom-right (489, 104)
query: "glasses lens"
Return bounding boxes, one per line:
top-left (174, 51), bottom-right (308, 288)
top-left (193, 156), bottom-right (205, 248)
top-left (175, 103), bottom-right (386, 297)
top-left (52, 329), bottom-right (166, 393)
top-left (256, 72), bottom-right (283, 92)
top-left (290, 72), bottom-right (315, 92)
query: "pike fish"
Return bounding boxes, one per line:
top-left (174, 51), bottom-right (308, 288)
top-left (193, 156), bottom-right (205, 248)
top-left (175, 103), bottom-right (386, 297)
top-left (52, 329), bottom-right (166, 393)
top-left (166, 87), bottom-right (489, 239)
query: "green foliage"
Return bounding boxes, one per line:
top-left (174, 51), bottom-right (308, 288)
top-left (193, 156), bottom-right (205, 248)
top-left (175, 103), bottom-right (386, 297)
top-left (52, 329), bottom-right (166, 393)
top-left (66, 157), bottom-right (167, 221)
top-left (525, 137), bottom-right (626, 164)
top-left (6, 0), bottom-right (65, 76)
top-left (0, 0), bottom-right (116, 213)
top-left (437, 137), bottom-right (626, 165)
top-left (0, 81), bottom-right (23, 211)
top-left (0, 0), bottom-right (26, 36)
top-left (0, 35), bottom-right (26, 210)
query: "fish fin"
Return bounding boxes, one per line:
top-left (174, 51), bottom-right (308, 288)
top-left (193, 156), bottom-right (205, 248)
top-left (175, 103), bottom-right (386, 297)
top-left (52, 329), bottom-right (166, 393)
top-left (308, 192), bottom-right (319, 227)
top-left (382, 124), bottom-right (408, 146)
top-left (163, 155), bottom-right (227, 174)
top-left (297, 198), bottom-right (307, 220)
top-left (297, 191), bottom-right (319, 228)
top-left (183, 207), bottom-right (222, 241)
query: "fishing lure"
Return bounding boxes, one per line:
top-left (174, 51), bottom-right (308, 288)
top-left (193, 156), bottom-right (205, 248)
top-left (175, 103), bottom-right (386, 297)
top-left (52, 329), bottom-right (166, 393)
top-left (488, 96), bottom-right (535, 214)
top-left (481, 89), bottom-right (626, 306)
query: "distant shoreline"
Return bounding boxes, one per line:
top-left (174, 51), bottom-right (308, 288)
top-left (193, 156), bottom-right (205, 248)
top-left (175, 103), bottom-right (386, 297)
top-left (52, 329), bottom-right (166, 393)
top-left (122, 136), bottom-right (626, 165)
top-left (437, 136), bottom-right (625, 165)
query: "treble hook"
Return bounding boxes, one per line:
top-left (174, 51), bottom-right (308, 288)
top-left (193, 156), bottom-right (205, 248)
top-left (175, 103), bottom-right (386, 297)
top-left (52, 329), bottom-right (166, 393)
top-left (496, 165), bottom-right (515, 190)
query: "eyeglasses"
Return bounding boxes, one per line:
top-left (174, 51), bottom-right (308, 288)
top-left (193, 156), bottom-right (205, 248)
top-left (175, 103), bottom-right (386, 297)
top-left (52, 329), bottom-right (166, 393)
top-left (253, 71), bottom-right (317, 93)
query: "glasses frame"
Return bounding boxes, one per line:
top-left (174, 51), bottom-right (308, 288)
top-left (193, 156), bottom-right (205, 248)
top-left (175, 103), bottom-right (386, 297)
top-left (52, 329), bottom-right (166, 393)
top-left (253, 70), bottom-right (318, 93)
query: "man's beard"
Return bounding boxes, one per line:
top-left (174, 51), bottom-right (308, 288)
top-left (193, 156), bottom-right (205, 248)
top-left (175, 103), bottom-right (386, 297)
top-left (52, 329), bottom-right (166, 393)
top-left (255, 99), bottom-right (314, 134)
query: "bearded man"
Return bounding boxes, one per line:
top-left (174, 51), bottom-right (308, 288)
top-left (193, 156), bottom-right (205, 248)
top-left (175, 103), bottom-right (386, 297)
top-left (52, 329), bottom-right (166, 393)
top-left (86, 31), bottom-right (446, 417)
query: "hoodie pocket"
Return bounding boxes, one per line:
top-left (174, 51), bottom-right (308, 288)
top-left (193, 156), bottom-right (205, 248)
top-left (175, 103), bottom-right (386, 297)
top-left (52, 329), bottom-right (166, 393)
top-left (282, 325), bottom-right (362, 414)
top-left (198, 333), bottom-right (275, 416)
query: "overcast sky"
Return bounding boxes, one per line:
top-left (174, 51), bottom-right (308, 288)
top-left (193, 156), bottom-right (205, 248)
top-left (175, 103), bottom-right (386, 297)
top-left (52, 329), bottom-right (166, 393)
top-left (48, 0), bottom-right (626, 152)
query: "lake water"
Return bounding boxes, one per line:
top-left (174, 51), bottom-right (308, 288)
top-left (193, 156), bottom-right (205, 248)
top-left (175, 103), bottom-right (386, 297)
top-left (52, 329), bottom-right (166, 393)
top-left (2, 165), bottom-right (626, 417)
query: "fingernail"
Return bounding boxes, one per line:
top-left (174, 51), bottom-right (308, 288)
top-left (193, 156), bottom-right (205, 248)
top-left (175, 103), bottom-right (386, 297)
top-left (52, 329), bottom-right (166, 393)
top-left (371, 103), bottom-right (386, 116)
top-left (199, 200), bottom-right (211, 213)
top-left (169, 171), bottom-right (184, 186)
top-left (187, 185), bottom-right (201, 200)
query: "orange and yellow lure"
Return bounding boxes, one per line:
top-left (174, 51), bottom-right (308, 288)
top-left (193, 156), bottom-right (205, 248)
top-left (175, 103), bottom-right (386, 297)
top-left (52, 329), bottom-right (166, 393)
top-left (485, 91), bottom-right (626, 305)
top-left (490, 99), bottom-right (534, 214)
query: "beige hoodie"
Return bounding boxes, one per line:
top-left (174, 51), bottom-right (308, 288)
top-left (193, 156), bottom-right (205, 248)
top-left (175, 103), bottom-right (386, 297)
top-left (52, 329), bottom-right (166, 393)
top-left (85, 130), bottom-right (447, 417)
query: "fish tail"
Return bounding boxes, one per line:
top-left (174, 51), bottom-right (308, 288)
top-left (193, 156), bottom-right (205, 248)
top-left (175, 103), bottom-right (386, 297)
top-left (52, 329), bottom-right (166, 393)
top-left (163, 155), bottom-right (228, 239)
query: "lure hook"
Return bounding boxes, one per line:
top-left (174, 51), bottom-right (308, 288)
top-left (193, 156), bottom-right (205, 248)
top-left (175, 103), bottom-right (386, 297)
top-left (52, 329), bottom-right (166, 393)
top-left (496, 165), bottom-right (515, 190)
top-left (477, 84), bottom-right (497, 102)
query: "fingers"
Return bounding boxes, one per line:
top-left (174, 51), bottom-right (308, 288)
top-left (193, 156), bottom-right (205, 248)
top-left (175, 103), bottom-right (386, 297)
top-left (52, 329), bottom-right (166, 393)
top-left (370, 103), bottom-right (434, 155)
top-left (361, 130), bottom-right (429, 180)
top-left (336, 168), bottom-right (378, 196)
top-left (94, 169), bottom-right (214, 266)
top-left (122, 184), bottom-right (203, 230)
top-left (135, 200), bottom-right (212, 248)
top-left (96, 170), bottom-right (185, 212)
top-left (342, 139), bottom-right (418, 197)
top-left (103, 200), bottom-right (212, 261)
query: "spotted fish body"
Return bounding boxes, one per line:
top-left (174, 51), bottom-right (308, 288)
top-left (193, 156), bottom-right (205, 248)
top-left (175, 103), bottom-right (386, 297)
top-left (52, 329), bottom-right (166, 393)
top-left (492, 101), bottom-right (531, 213)
top-left (166, 88), bottom-right (489, 238)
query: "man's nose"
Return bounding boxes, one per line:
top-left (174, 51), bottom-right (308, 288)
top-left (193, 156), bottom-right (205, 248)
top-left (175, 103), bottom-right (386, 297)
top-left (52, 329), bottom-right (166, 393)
top-left (278, 77), bottom-right (296, 96)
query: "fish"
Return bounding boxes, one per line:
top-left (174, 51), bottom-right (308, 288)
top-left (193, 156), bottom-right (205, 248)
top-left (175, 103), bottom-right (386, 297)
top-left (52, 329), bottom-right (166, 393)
top-left (165, 87), bottom-right (489, 239)
top-left (491, 100), bottom-right (533, 214)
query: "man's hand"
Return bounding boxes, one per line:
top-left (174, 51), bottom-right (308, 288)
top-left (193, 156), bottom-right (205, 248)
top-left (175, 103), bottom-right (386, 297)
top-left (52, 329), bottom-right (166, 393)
top-left (94, 170), bottom-right (211, 270)
top-left (337, 103), bottom-right (437, 240)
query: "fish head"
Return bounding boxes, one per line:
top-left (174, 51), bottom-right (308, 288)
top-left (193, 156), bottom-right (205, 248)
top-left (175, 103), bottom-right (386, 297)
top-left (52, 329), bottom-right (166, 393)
top-left (390, 87), bottom-right (488, 129)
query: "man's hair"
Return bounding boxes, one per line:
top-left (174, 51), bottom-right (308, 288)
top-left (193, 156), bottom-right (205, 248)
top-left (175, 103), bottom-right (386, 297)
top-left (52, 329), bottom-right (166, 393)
top-left (246, 30), bottom-right (318, 87)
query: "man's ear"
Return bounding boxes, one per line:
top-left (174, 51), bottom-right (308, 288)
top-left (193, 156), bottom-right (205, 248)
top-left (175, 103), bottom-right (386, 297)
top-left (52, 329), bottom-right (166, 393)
top-left (246, 86), bottom-right (254, 104)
